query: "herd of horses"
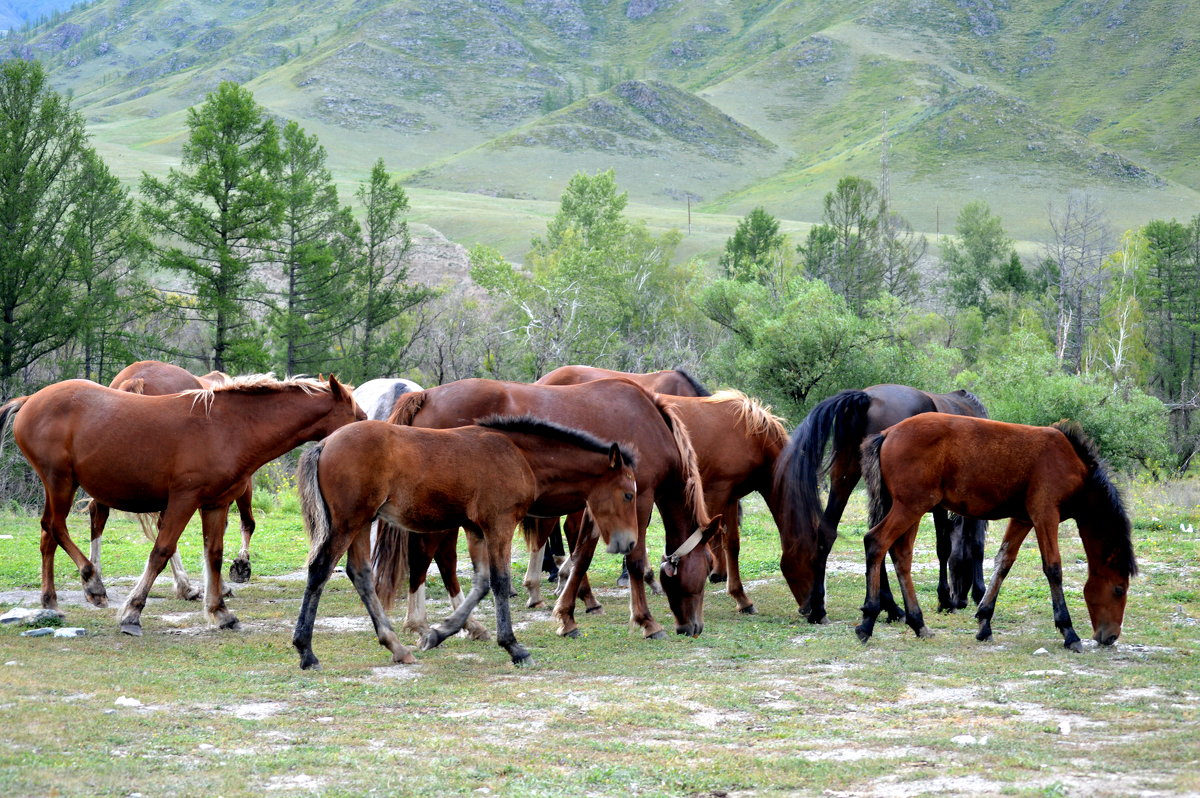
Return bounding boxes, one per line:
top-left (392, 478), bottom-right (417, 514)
top-left (0, 360), bottom-right (1137, 668)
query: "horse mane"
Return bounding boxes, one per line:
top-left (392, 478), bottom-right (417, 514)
top-left (116, 378), bottom-right (146, 394)
top-left (1052, 421), bottom-right (1138, 578)
top-left (953, 389), bottom-right (990, 419)
top-left (706, 390), bottom-right (788, 444)
top-left (477, 414), bottom-right (637, 469)
top-left (651, 396), bottom-right (710, 526)
top-left (387, 390), bottom-right (426, 426)
top-left (181, 374), bottom-right (334, 414)
top-left (673, 368), bottom-right (712, 397)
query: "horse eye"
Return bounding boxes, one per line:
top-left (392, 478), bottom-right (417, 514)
top-left (1113, 586), bottom-right (1126, 598)
top-left (624, 492), bottom-right (634, 501)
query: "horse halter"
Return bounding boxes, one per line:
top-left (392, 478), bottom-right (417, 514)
top-left (661, 527), bottom-right (707, 578)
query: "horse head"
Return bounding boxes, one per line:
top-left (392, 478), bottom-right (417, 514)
top-left (658, 515), bottom-right (723, 637)
top-left (584, 443), bottom-right (640, 555)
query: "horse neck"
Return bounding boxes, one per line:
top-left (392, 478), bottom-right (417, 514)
top-left (508, 436), bottom-right (611, 502)
top-left (208, 388), bottom-right (333, 467)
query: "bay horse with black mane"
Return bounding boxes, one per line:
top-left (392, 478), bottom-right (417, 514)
top-left (90, 360), bottom-right (258, 595)
top-left (533, 364), bottom-right (715, 591)
top-left (858, 414), bottom-right (1136, 649)
top-left (0, 375), bottom-right (364, 634)
top-left (774, 384), bottom-right (990, 624)
top-left (379, 378), bottom-right (725, 640)
top-left (293, 416), bottom-right (639, 668)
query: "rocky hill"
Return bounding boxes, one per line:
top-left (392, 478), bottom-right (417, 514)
top-left (7, 0), bottom-right (1199, 241)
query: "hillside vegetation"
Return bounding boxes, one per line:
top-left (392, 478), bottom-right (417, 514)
top-left (5, 0), bottom-right (1199, 243)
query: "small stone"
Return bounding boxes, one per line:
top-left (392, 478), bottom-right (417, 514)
top-left (1057, 720), bottom-right (1071, 735)
top-left (0, 534), bottom-right (12, 539)
top-left (951, 734), bottom-right (977, 745)
top-left (0, 607), bottom-right (37, 624)
top-left (54, 627), bottom-right (88, 638)
top-left (197, 743), bottom-right (215, 751)
top-left (4, 661), bottom-right (18, 666)
top-left (1032, 647), bottom-right (1049, 655)
top-left (20, 627), bottom-right (54, 637)
top-left (20, 609), bottom-right (65, 627)
top-left (114, 696), bottom-right (143, 708)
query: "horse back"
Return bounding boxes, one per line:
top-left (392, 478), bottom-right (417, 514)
top-left (109, 360), bottom-right (203, 394)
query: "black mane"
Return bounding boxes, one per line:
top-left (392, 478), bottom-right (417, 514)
top-left (478, 414), bottom-right (637, 468)
top-left (674, 368), bottom-right (712, 397)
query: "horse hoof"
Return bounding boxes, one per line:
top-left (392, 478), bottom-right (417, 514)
top-left (513, 653), bottom-right (534, 668)
top-left (646, 630), bottom-right (667, 640)
top-left (394, 651), bottom-right (417, 665)
top-left (807, 613), bottom-right (830, 626)
top-left (917, 626), bottom-right (935, 639)
top-left (739, 604), bottom-right (758, 615)
top-left (228, 558), bottom-right (251, 583)
top-left (975, 629), bottom-right (992, 642)
top-left (708, 572), bottom-right (728, 584)
top-left (177, 588), bottom-right (202, 602)
top-left (585, 605), bottom-right (604, 615)
top-left (420, 631), bottom-right (443, 651)
top-left (526, 599), bottom-right (544, 610)
top-left (1066, 639), bottom-right (1083, 653)
top-left (299, 656), bottom-right (321, 670)
top-left (616, 575), bottom-right (629, 589)
top-left (885, 612), bottom-right (906, 624)
top-left (219, 618), bottom-right (241, 631)
top-left (854, 625), bottom-right (872, 643)
top-left (558, 627), bottom-right (580, 639)
top-left (465, 625), bottom-right (491, 642)
top-left (119, 623), bottom-right (143, 637)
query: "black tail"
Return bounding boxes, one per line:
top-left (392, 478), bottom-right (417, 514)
top-left (861, 432), bottom-right (890, 530)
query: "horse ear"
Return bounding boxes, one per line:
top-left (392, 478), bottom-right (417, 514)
top-left (699, 515), bottom-right (723, 547)
top-left (608, 442), bottom-right (621, 469)
top-left (328, 374), bottom-right (346, 399)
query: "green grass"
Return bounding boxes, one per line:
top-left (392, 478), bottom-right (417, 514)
top-left (0, 481), bottom-right (1197, 796)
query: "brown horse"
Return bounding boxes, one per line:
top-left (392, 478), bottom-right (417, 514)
top-left (0, 375), bottom-right (364, 634)
top-left (774, 384), bottom-right (990, 624)
top-left (858, 414), bottom-right (1137, 650)
top-left (293, 416), bottom-right (639, 668)
top-left (379, 378), bottom-right (722, 639)
top-left (93, 361), bottom-right (258, 595)
top-left (533, 365), bottom-right (714, 592)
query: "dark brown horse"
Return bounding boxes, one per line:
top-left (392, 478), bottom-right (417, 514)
top-left (0, 375), bottom-right (364, 634)
top-left (293, 416), bottom-right (639, 668)
top-left (774, 384), bottom-right (990, 624)
top-left (533, 365), bottom-right (714, 590)
top-left (858, 414), bottom-right (1136, 649)
top-left (93, 361), bottom-right (258, 594)
top-left (379, 378), bottom-right (722, 639)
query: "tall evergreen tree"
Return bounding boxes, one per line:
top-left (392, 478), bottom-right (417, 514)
top-left (140, 81), bottom-right (282, 372)
top-left (719, 206), bottom-right (784, 284)
top-left (942, 201), bottom-right (1022, 316)
top-left (801, 176), bottom-right (884, 314)
top-left (268, 121), bottom-right (356, 376)
top-left (0, 58), bottom-right (87, 397)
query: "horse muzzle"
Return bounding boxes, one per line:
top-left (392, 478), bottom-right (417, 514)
top-left (675, 621), bottom-right (703, 638)
top-left (605, 530), bottom-right (637, 555)
top-left (1093, 626), bottom-right (1121, 646)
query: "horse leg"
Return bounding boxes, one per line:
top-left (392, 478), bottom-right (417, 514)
top-left (227, 482), bottom-right (255, 583)
top-left (722, 499), bottom-right (755, 614)
top-left (200, 506), bottom-right (239, 630)
top-left (343, 529), bottom-right (415, 665)
top-left (484, 526), bottom-right (531, 666)
top-left (627, 501), bottom-right (666, 639)
top-left (557, 510), bottom-right (602, 613)
top-left (87, 500), bottom-right (109, 581)
top-left (1030, 513), bottom-right (1083, 652)
top-left (118, 502), bottom-right (197, 635)
top-left (932, 506), bottom-right (956, 612)
top-left (294, 519), bottom-right (358, 670)
top-left (441, 531), bottom-right (489, 640)
top-left (974, 519), bottom-right (1033, 643)
top-left (422, 532), bottom-right (492, 651)
top-left (40, 478), bottom-right (105, 610)
top-left (967, 518), bottom-right (988, 605)
top-left (805, 457), bottom-right (858, 624)
top-left (551, 514), bottom-right (601, 638)
top-left (708, 523), bottom-right (728, 584)
top-left (523, 517), bottom-right (552, 608)
top-left (403, 533), bottom-right (435, 636)
top-left (889, 524), bottom-right (933, 638)
top-left (855, 504), bottom-right (920, 642)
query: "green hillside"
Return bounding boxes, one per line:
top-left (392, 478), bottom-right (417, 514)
top-left (6, 0), bottom-right (1199, 245)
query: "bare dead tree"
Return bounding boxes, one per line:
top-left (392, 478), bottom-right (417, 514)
top-left (1043, 192), bottom-right (1114, 373)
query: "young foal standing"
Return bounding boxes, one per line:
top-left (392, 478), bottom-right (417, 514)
top-left (858, 414), bottom-right (1137, 649)
top-left (0, 375), bottom-right (364, 633)
top-left (292, 417), bottom-right (639, 668)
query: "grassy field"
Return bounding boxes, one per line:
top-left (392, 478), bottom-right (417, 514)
top-left (0, 480), bottom-right (1197, 797)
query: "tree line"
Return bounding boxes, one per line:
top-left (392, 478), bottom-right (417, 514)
top-left (2, 57), bottom-right (1197, 479)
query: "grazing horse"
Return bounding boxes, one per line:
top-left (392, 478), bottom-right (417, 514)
top-left (0, 375), bottom-right (364, 634)
top-left (379, 378), bottom-right (723, 639)
top-left (774, 384), bottom-right (990, 624)
top-left (93, 361), bottom-right (257, 594)
top-left (293, 416), bottom-right (639, 668)
top-left (858, 415), bottom-right (1136, 649)
top-left (534, 365), bottom-right (715, 590)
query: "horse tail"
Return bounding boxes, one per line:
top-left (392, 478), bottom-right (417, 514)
top-left (772, 390), bottom-right (873, 545)
top-left (372, 521), bottom-right (409, 613)
top-left (297, 441), bottom-right (331, 566)
top-left (861, 432), bottom-right (890, 530)
top-left (386, 390), bottom-right (425, 426)
top-left (135, 512), bottom-right (160, 542)
top-left (521, 516), bottom-right (540, 546)
top-left (651, 395), bottom-right (710, 526)
top-left (1052, 421), bottom-right (1138, 579)
top-left (0, 396), bottom-right (28, 453)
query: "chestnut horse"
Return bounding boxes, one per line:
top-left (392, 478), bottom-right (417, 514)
top-left (533, 364), bottom-right (714, 591)
top-left (379, 378), bottom-right (722, 639)
top-left (858, 415), bottom-right (1136, 649)
top-left (91, 361), bottom-right (257, 595)
top-left (774, 384), bottom-right (990, 624)
top-left (0, 375), bottom-right (364, 634)
top-left (293, 416), bottom-right (639, 668)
